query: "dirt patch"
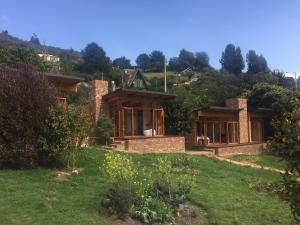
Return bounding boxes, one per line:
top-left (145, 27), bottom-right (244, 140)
top-left (101, 202), bottom-right (206, 225)
top-left (175, 202), bottom-right (206, 225)
top-left (51, 168), bottom-right (84, 181)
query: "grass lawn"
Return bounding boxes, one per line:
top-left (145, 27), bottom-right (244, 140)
top-left (228, 154), bottom-right (288, 171)
top-left (0, 146), bottom-right (296, 225)
top-left (144, 71), bottom-right (176, 79)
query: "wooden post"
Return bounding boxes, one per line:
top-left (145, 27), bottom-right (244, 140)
top-left (152, 109), bottom-right (154, 136)
top-left (131, 108), bottom-right (134, 136)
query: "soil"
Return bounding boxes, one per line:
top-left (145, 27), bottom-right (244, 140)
top-left (101, 202), bottom-right (206, 225)
top-left (51, 167), bottom-right (84, 181)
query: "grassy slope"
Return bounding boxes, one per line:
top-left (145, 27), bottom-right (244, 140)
top-left (0, 147), bottom-right (296, 225)
top-left (144, 71), bottom-right (176, 79)
top-left (228, 154), bottom-right (288, 171)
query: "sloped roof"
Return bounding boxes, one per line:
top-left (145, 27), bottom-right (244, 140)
top-left (123, 70), bottom-right (148, 89)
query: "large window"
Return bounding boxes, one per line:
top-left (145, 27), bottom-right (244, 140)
top-left (228, 122), bottom-right (239, 143)
top-left (197, 119), bottom-right (239, 145)
top-left (124, 108), bottom-right (133, 136)
top-left (251, 120), bottom-right (262, 142)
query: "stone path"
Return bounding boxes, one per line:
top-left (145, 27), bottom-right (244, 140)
top-left (185, 150), bottom-right (286, 174)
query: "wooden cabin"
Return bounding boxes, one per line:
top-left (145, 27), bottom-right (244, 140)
top-left (89, 70), bottom-right (185, 153)
top-left (190, 98), bottom-right (271, 155)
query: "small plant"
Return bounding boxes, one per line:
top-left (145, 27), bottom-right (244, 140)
top-left (102, 152), bottom-right (140, 217)
top-left (97, 114), bottom-right (113, 145)
top-left (135, 196), bottom-right (175, 224)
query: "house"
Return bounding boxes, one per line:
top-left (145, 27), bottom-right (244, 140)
top-left (190, 98), bottom-right (271, 155)
top-left (45, 72), bottom-right (85, 106)
top-left (38, 53), bottom-right (60, 63)
top-left (88, 70), bottom-right (185, 153)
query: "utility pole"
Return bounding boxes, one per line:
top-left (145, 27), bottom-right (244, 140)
top-left (164, 57), bottom-right (167, 93)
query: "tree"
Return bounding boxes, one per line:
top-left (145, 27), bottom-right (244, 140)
top-left (0, 46), bottom-right (49, 71)
top-left (270, 105), bottom-right (300, 222)
top-left (136, 53), bottom-right (151, 71)
top-left (246, 50), bottom-right (269, 74)
top-left (194, 51), bottom-right (209, 71)
top-left (113, 56), bottom-right (131, 69)
top-left (220, 44), bottom-right (245, 75)
top-left (30, 33), bottom-right (40, 45)
top-left (149, 50), bottom-right (165, 72)
top-left (178, 49), bottom-right (195, 70)
top-left (0, 67), bottom-right (58, 168)
top-left (80, 42), bottom-right (112, 77)
top-left (97, 114), bottom-right (113, 145)
top-left (167, 57), bottom-right (181, 71)
top-left (39, 105), bottom-right (91, 169)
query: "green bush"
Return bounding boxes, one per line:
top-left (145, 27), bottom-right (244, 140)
top-left (101, 153), bottom-right (195, 222)
top-left (38, 105), bottom-right (90, 168)
top-left (102, 152), bottom-right (141, 216)
top-left (135, 196), bottom-right (175, 224)
top-left (97, 114), bottom-right (113, 145)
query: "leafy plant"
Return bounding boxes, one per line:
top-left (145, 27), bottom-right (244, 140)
top-left (102, 152), bottom-right (140, 216)
top-left (135, 196), bottom-right (175, 224)
top-left (38, 105), bottom-right (90, 168)
top-left (97, 114), bottom-right (113, 145)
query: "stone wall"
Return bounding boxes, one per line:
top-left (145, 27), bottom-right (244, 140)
top-left (120, 136), bottom-right (185, 153)
top-left (89, 80), bottom-right (109, 124)
top-left (215, 143), bottom-right (266, 156)
top-left (226, 98), bottom-right (249, 143)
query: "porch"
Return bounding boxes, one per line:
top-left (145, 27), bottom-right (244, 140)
top-left (102, 88), bottom-right (185, 153)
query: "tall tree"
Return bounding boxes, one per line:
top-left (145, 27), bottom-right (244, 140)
top-left (112, 56), bottom-right (131, 69)
top-left (149, 50), bottom-right (165, 72)
top-left (136, 53), bottom-right (151, 71)
top-left (246, 50), bottom-right (269, 74)
top-left (29, 33), bottom-right (40, 45)
top-left (178, 49), bottom-right (195, 70)
top-left (80, 42), bottom-right (111, 76)
top-left (168, 57), bottom-right (181, 71)
top-left (220, 44), bottom-right (245, 75)
top-left (194, 51), bottom-right (209, 71)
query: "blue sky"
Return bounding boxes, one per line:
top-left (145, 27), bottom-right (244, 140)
top-left (0, 0), bottom-right (299, 71)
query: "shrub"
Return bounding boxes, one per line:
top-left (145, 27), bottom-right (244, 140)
top-left (135, 196), bottom-right (175, 224)
top-left (97, 114), bottom-right (113, 145)
top-left (153, 157), bottom-right (195, 206)
top-left (0, 67), bottom-right (57, 168)
top-left (270, 106), bottom-right (300, 221)
top-left (38, 105), bottom-right (91, 168)
top-left (102, 152), bottom-right (140, 216)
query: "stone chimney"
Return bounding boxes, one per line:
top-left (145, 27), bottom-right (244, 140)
top-left (89, 80), bottom-right (109, 124)
top-left (226, 98), bottom-right (249, 143)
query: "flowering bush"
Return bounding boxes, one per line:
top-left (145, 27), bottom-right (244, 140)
top-left (101, 153), bottom-right (195, 223)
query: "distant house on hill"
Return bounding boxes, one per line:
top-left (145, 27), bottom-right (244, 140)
top-left (38, 53), bottom-right (60, 63)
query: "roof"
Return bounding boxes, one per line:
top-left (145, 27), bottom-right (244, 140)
top-left (123, 70), bottom-right (148, 89)
top-left (45, 72), bottom-right (85, 85)
top-left (192, 106), bottom-right (242, 113)
top-left (45, 72), bottom-right (85, 81)
top-left (102, 88), bottom-right (176, 102)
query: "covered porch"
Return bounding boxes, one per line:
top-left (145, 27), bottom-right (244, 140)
top-left (103, 88), bottom-right (176, 139)
top-left (194, 107), bottom-right (241, 146)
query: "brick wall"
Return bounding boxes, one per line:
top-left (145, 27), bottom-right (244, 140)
top-left (121, 136), bottom-right (185, 153)
top-left (226, 98), bottom-right (249, 143)
top-left (215, 143), bottom-right (266, 156)
top-left (89, 80), bottom-right (109, 124)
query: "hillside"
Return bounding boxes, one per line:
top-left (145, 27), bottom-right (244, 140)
top-left (0, 31), bottom-right (81, 60)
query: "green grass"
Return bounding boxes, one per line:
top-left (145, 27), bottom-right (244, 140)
top-left (228, 154), bottom-right (288, 171)
top-left (144, 71), bottom-right (176, 79)
top-left (0, 146), bottom-right (296, 225)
